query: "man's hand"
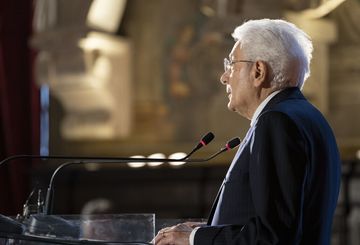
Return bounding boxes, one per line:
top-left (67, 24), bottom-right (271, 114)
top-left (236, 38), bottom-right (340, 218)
top-left (152, 222), bottom-right (204, 245)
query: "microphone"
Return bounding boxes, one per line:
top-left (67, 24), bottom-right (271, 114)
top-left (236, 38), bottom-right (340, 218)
top-left (0, 132), bottom-right (215, 167)
top-left (0, 132), bottom-right (218, 236)
top-left (43, 136), bottom-right (240, 215)
top-left (184, 132), bottom-right (214, 160)
top-left (42, 132), bottom-right (215, 215)
top-left (189, 137), bottom-right (240, 162)
top-left (0, 132), bottom-right (214, 216)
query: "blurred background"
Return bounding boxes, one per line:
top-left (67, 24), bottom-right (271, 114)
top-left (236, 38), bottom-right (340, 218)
top-left (0, 0), bottom-right (360, 244)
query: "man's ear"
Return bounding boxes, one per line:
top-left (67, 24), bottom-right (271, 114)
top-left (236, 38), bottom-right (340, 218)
top-left (253, 60), bottom-right (269, 87)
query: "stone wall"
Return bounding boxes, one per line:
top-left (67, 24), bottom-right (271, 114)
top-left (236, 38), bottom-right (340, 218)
top-left (329, 0), bottom-right (360, 158)
top-left (42, 0), bottom-right (360, 159)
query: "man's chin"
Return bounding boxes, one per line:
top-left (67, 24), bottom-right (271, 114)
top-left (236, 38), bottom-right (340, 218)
top-left (227, 103), bottom-right (236, 112)
top-left (228, 104), bottom-right (245, 117)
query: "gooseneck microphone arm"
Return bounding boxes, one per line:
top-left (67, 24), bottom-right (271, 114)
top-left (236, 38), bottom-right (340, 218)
top-left (0, 132), bottom-right (215, 168)
top-left (43, 157), bottom-right (189, 215)
top-left (189, 137), bottom-right (241, 162)
top-left (0, 155), bottom-right (133, 167)
top-left (43, 136), bottom-right (240, 215)
top-left (43, 132), bottom-right (215, 215)
top-left (2, 132), bottom-right (215, 215)
top-left (184, 132), bottom-right (214, 159)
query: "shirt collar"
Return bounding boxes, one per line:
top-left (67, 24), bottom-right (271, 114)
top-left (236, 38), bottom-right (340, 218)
top-left (250, 89), bottom-right (282, 127)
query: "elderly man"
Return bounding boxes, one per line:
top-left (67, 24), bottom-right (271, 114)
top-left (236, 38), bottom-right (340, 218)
top-left (154, 19), bottom-right (341, 245)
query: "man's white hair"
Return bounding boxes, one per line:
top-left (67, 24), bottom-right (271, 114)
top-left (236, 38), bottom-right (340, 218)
top-left (232, 19), bottom-right (313, 89)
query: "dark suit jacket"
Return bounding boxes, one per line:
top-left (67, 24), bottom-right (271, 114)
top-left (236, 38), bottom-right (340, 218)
top-left (195, 87), bottom-right (341, 245)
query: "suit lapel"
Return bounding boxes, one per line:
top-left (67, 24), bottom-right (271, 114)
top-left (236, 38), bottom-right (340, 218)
top-left (207, 126), bottom-right (255, 225)
top-left (206, 180), bottom-right (226, 225)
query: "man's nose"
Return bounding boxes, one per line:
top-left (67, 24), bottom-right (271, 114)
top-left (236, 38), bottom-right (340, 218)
top-left (220, 72), bottom-right (228, 85)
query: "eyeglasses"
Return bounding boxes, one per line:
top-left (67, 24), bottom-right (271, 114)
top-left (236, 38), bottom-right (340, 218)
top-left (224, 58), bottom-right (253, 72)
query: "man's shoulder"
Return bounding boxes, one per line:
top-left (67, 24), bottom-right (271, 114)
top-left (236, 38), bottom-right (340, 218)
top-left (265, 95), bottom-right (322, 122)
top-left (258, 96), bottom-right (335, 143)
top-left (261, 87), bottom-right (318, 119)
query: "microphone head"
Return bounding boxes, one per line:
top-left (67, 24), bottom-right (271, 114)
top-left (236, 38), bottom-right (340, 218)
top-left (200, 132), bottom-right (215, 146)
top-left (225, 137), bottom-right (241, 150)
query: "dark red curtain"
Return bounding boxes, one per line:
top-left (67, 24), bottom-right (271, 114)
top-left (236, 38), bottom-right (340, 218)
top-left (0, 1), bottom-right (39, 215)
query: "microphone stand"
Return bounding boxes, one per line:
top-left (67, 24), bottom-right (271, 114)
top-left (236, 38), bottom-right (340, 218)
top-left (0, 133), bottom-right (215, 168)
top-left (0, 132), bottom-right (215, 216)
top-left (43, 137), bottom-right (240, 215)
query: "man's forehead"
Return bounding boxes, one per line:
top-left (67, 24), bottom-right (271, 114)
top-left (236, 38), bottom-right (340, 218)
top-left (229, 41), bottom-right (242, 59)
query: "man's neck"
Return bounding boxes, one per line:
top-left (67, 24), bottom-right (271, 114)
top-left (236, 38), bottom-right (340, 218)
top-left (250, 89), bottom-right (282, 126)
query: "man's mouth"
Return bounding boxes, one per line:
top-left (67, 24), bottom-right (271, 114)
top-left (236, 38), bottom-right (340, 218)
top-left (226, 86), bottom-right (231, 97)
